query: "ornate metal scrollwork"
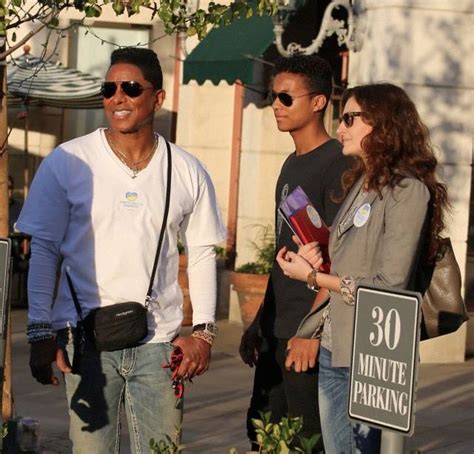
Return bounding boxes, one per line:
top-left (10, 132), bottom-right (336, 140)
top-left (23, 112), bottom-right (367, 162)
top-left (274, 0), bottom-right (366, 57)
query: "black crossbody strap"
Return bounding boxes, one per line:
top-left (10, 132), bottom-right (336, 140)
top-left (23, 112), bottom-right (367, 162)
top-left (66, 269), bottom-right (83, 321)
top-left (146, 139), bottom-right (172, 300)
top-left (67, 138), bottom-right (172, 317)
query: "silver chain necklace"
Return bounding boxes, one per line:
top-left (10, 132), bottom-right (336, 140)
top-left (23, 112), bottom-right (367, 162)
top-left (106, 128), bottom-right (158, 179)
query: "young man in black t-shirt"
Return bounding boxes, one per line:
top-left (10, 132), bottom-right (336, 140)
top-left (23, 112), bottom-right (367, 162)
top-left (239, 55), bottom-right (352, 452)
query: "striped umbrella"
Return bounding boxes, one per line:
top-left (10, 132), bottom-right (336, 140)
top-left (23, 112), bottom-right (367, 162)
top-left (7, 48), bottom-right (103, 109)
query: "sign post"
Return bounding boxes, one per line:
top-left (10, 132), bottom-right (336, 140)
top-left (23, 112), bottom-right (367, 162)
top-left (349, 285), bottom-right (422, 453)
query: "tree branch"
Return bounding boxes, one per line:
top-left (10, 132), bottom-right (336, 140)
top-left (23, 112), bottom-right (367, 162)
top-left (0, 22), bottom-right (46, 59)
top-left (5, 3), bottom-right (50, 30)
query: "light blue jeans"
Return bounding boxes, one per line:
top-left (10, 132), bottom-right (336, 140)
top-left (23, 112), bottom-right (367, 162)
top-left (61, 331), bottom-right (182, 454)
top-left (319, 347), bottom-right (381, 454)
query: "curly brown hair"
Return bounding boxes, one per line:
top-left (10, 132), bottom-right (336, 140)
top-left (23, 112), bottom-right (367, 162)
top-left (339, 83), bottom-right (449, 262)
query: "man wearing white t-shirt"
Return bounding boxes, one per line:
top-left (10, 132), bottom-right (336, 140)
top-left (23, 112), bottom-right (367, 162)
top-left (17, 47), bottom-right (226, 453)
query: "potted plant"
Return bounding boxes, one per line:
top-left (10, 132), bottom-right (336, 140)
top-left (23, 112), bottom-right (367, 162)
top-left (230, 225), bottom-right (274, 329)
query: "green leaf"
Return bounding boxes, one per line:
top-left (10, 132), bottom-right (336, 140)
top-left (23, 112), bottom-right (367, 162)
top-left (186, 26), bottom-right (196, 37)
top-left (84, 5), bottom-right (102, 17)
top-left (131, 0), bottom-right (142, 14)
top-left (112, 0), bottom-right (124, 15)
top-left (252, 418), bottom-right (265, 430)
top-left (299, 434), bottom-right (320, 454)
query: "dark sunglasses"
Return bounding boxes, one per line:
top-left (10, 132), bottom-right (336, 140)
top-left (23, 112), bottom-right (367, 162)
top-left (340, 111), bottom-right (364, 128)
top-left (270, 90), bottom-right (321, 107)
top-left (100, 81), bottom-right (155, 99)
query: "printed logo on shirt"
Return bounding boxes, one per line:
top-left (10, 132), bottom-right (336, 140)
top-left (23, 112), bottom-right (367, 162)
top-left (120, 191), bottom-right (143, 210)
top-left (354, 203), bottom-right (371, 228)
top-left (126, 192), bottom-right (138, 202)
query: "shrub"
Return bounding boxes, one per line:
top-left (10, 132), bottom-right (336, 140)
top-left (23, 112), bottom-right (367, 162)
top-left (235, 224), bottom-right (275, 275)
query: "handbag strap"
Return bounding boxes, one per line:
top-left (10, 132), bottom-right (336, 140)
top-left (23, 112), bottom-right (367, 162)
top-left (66, 269), bottom-right (84, 322)
top-left (66, 138), bottom-right (172, 317)
top-left (146, 139), bottom-right (172, 301)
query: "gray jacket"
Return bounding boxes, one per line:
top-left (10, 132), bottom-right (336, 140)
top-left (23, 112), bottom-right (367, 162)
top-left (296, 176), bottom-right (430, 367)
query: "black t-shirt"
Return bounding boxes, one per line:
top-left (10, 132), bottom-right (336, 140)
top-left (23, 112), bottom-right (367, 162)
top-left (260, 138), bottom-right (353, 338)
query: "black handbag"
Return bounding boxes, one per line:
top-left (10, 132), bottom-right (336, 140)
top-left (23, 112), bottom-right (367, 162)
top-left (66, 139), bottom-right (172, 352)
top-left (85, 302), bottom-right (149, 351)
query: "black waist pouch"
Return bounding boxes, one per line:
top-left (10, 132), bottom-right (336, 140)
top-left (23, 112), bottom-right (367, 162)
top-left (85, 302), bottom-right (148, 352)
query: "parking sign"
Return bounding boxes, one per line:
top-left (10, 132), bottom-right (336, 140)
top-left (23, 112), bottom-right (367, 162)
top-left (349, 285), bottom-right (421, 435)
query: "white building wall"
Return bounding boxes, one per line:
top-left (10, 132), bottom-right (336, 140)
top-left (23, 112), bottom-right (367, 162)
top-left (176, 80), bottom-right (235, 234)
top-left (349, 0), bottom-right (474, 362)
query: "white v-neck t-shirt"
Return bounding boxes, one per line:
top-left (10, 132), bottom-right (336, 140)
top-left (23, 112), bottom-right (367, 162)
top-left (17, 128), bottom-right (226, 342)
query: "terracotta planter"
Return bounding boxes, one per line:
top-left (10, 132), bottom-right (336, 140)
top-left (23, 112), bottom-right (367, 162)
top-left (178, 255), bottom-right (192, 326)
top-left (230, 272), bottom-right (269, 329)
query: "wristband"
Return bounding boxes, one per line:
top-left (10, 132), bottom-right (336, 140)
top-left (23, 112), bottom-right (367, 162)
top-left (26, 321), bottom-right (55, 344)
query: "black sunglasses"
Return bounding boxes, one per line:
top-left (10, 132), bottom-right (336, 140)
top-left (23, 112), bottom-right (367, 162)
top-left (270, 90), bottom-right (321, 107)
top-left (340, 112), bottom-right (364, 128)
top-left (100, 81), bottom-right (155, 99)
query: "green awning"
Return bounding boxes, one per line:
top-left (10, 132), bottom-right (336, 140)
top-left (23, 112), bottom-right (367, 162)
top-left (183, 14), bottom-right (274, 85)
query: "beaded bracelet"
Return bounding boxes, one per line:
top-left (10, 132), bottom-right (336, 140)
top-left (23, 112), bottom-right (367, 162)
top-left (191, 330), bottom-right (215, 346)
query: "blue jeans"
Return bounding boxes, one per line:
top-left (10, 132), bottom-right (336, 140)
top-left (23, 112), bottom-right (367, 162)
top-left (60, 331), bottom-right (182, 454)
top-left (319, 347), bottom-right (380, 454)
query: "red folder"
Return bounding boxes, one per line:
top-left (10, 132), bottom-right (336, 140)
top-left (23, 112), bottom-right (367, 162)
top-left (279, 200), bottom-right (331, 273)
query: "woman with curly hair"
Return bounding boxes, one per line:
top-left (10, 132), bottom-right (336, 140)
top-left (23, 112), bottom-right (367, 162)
top-left (276, 83), bottom-right (449, 453)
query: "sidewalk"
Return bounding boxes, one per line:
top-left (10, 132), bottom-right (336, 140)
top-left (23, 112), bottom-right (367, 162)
top-left (7, 309), bottom-right (474, 453)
